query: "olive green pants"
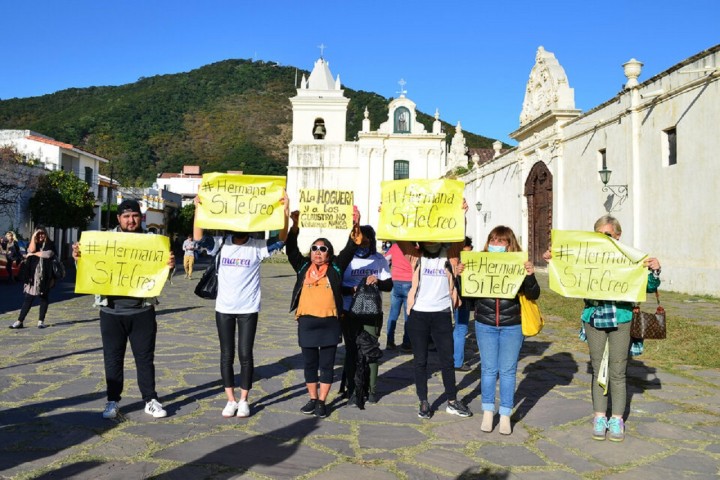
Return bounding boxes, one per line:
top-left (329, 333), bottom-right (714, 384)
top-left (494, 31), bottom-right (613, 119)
top-left (585, 321), bottom-right (632, 416)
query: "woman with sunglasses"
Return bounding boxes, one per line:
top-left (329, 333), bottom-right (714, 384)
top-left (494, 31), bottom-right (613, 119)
top-left (10, 226), bottom-right (56, 329)
top-left (544, 215), bottom-right (661, 442)
top-left (287, 209), bottom-right (363, 418)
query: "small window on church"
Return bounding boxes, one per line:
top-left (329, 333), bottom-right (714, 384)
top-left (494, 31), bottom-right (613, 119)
top-left (394, 107), bottom-right (410, 133)
top-left (394, 160), bottom-right (409, 180)
top-left (313, 118), bottom-right (326, 140)
top-left (665, 127), bottom-right (677, 166)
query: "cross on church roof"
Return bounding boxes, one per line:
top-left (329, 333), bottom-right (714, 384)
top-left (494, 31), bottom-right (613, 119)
top-left (317, 43), bottom-right (326, 59)
top-left (397, 78), bottom-right (407, 97)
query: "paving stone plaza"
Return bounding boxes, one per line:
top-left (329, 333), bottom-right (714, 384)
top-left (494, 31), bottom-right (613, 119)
top-left (1, 261), bottom-right (719, 479)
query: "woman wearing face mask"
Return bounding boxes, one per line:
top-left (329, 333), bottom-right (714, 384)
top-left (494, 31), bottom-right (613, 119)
top-left (287, 209), bottom-right (363, 418)
top-left (470, 226), bottom-right (539, 435)
top-left (340, 225), bottom-right (393, 406)
top-left (543, 215), bottom-right (660, 442)
top-left (399, 232), bottom-right (473, 419)
top-left (10, 226), bottom-right (57, 329)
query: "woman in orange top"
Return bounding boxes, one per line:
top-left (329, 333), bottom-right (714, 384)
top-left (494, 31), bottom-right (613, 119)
top-left (287, 210), bottom-right (363, 418)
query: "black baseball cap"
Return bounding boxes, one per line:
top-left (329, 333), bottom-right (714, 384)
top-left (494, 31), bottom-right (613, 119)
top-left (117, 199), bottom-right (141, 214)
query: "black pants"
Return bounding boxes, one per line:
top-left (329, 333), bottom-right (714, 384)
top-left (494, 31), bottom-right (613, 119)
top-left (341, 313), bottom-right (361, 395)
top-left (215, 312), bottom-right (258, 390)
top-left (406, 309), bottom-right (457, 402)
top-left (100, 307), bottom-right (158, 403)
top-left (302, 345), bottom-right (337, 384)
top-left (18, 292), bottom-right (50, 322)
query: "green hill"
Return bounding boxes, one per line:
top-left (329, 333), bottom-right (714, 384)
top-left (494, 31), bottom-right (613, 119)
top-left (0, 59), bottom-right (503, 186)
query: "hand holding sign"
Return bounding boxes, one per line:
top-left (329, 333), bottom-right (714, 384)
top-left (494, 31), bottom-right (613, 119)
top-left (75, 231), bottom-right (171, 297)
top-left (547, 230), bottom-right (649, 302)
top-left (378, 179), bottom-right (465, 242)
top-left (195, 173), bottom-right (286, 231)
top-left (460, 251), bottom-right (528, 299)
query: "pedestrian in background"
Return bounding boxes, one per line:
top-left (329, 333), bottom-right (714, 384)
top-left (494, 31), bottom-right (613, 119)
top-left (10, 227), bottom-right (55, 329)
top-left (183, 234), bottom-right (197, 279)
top-left (453, 236), bottom-right (474, 372)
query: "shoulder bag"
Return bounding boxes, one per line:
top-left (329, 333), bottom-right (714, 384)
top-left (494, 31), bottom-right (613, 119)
top-left (519, 292), bottom-right (544, 337)
top-left (631, 290), bottom-right (666, 339)
top-left (194, 247), bottom-right (222, 299)
top-left (349, 278), bottom-right (383, 328)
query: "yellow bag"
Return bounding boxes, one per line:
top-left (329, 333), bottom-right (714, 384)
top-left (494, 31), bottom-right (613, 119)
top-left (519, 292), bottom-right (544, 336)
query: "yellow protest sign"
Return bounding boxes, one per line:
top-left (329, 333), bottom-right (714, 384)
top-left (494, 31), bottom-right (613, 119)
top-left (548, 230), bottom-right (649, 302)
top-left (378, 179), bottom-right (465, 242)
top-left (460, 251), bottom-right (527, 299)
top-left (75, 231), bottom-right (170, 297)
top-left (299, 189), bottom-right (354, 229)
top-left (195, 173), bottom-right (286, 231)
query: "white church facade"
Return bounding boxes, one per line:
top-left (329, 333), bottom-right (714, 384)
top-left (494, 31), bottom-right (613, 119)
top-left (286, 57), bottom-right (450, 250)
top-left (461, 44), bottom-right (720, 296)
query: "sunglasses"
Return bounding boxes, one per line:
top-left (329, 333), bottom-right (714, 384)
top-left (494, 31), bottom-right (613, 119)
top-left (311, 245), bottom-right (329, 253)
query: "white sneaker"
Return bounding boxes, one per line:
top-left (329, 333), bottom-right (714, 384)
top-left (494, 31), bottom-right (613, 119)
top-left (222, 401), bottom-right (238, 418)
top-left (102, 401), bottom-right (119, 419)
top-left (144, 399), bottom-right (167, 418)
top-left (236, 400), bottom-right (250, 418)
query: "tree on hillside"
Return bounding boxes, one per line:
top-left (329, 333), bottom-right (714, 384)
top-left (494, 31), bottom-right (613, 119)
top-left (0, 146), bottom-right (40, 224)
top-left (29, 170), bottom-right (96, 230)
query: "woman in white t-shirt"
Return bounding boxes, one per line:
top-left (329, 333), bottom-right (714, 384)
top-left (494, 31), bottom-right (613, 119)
top-left (403, 240), bottom-right (473, 420)
top-left (193, 195), bottom-right (288, 418)
top-left (340, 225), bottom-right (393, 406)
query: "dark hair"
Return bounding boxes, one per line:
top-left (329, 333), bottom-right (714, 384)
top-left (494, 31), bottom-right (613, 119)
top-left (359, 225), bottom-right (377, 255)
top-left (310, 238), bottom-right (335, 259)
top-left (464, 236), bottom-right (473, 248)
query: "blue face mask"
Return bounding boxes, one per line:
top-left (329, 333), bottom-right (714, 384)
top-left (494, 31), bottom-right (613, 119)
top-left (488, 245), bottom-right (507, 253)
top-left (355, 247), bottom-right (370, 258)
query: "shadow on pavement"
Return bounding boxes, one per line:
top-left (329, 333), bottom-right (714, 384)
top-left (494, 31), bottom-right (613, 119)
top-left (514, 351), bottom-right (578, 422)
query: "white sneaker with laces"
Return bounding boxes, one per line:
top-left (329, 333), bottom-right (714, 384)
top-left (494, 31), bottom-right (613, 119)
top-left (144, 399), bottom-right (167, 418)
top-left (103, 401), bottom-right (119, 419)
top-left (236, 400), bottom-right (250, 418)
top-left (222, 401), bottom-right (238, 418)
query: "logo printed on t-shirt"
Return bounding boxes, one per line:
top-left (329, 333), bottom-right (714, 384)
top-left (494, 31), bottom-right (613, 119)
top-left (351, 268), bottom-right (379, 277)
top-left (221, 258), bottom-right (252, 267)
top-left (423, 268), bottom-right (445, 276)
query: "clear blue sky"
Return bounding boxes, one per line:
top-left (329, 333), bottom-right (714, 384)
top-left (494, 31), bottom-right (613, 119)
top-left (2, 0), bottom-right (718, 145)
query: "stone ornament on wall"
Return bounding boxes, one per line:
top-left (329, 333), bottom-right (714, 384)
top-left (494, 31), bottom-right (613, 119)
top-left (520, 46), bottom-right (577, 126)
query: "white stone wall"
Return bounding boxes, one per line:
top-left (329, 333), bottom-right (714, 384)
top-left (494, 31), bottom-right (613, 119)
top-left (463, 46), bottom-right (720, 296)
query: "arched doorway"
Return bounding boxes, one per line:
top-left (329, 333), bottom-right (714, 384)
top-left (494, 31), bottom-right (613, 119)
top-left (524, 161), bottom-right (553, 267)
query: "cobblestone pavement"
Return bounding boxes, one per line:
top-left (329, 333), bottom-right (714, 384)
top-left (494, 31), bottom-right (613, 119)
top-left (1, 262), bottom-right (719, 479)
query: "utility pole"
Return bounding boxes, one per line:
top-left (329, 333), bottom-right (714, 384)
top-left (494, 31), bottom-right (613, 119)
top-left (105, 160), bottom-right (114, 230)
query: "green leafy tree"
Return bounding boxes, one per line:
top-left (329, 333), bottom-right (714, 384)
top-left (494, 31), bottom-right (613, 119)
top-left (167, 203), bottom-right (195, 236)
top-left (29, 170), bottom-right (96, 229)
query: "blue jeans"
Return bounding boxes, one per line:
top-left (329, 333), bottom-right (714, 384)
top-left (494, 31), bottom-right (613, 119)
top-left (475, 322), bottom-right (524, 416)
top-left (386, 280), bottom-right (411, 346)
top-left (453, 306), bottom-right (470, 367)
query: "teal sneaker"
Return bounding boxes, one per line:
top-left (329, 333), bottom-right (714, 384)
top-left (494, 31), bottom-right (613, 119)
top-left (607, 417), bottom-right (625, 442)
top-left (592, 416), bottom-right (608, 440)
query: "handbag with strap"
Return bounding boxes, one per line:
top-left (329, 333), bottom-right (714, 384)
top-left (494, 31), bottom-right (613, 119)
top-left (631, 290), bottom-right (666, 339)
top-left (519, 292), bottom-right (544, 337)
top-left (51, 256), bottom-right (66, 280)
top-left (349, 278), bottom-right (383, 328)
top-left (194, 247), bottom-right (222, 299)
